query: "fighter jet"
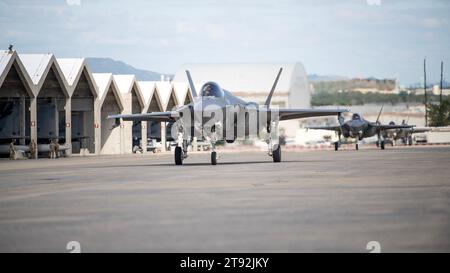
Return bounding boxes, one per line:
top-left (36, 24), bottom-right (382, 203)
top-left (308, 106), bottom-right (414, 150)
top-left (109, 68), bottom-right (347, 165)
top-left (382, 119), bottom-right (431, 146)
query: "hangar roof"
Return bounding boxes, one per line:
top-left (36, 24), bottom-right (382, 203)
top-left (138, 81), bottom-right (156, 105)
top-left (138, 81), bottom-right (164, 112)
top-left (19, 54), bottom-right (53, 85)
top-left (113, 75), bottom-right (135, 94)
top-left (93, 73), bottom-right (125, 111)
top-left (0, 51), bottom-right (13, 78)
top-left (114, 75), bottom-right (146, 109)
top-left (57, 58), bottom-right (84, 86)
top-left (57, 58), bottom-right (98, 98)
top-left (172, 82), bottom-right (189, 105)
top-left (92, 73), bottom-right (113, 99)
top-left (156, 82), bottom-right (175, 109)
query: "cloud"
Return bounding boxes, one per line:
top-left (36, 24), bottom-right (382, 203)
top-left (176, 21), bottom-right (197, 34)
top-left (421, 18), bottom-right (442, 28)
top-left (0, 0), bottom-right (449, 84)
top-left (66, 0), bottom-right (81, 6)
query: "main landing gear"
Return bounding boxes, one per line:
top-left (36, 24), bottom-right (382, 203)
top-left (210, 141), bottom-right (218, 165)
top-left (174, 145), bottom-right (189, 165)
top-left (211, 151), bottom-right (217, 165)
top-left (175, 146), bottom-right (183, 165)
top-left (268, 142), bottom-right (281, 163)
top-left (334, 132), bottom-right (342, 151)
top-left (376, 137), bottom-right (385, 150)
top-left (174, 138), bottom-right (189, 165)
top-left (272, 144), bottom-right (281, 162)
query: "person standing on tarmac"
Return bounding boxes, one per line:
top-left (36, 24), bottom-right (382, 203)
top-left (54, 138), bottom-right (60, 158)
top-left (49, 139), bottom-right (56, 159)
top-left (9, 139), bottom-right (16, 160)
top-left (29, 139), bottom-right (37, 159)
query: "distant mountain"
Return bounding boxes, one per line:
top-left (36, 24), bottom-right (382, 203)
top-left (86, 58), bottom-right (165, 81)
top-left (308, 74), bottom-right (349, 82)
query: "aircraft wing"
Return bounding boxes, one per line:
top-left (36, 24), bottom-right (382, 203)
top-left (277, 109), bottom-right (347, 121)
top-left (412, 127), bottom-right (432, 133)
top-left (108, 108), bottom-right (347, 123)
top-left (307, 125), bottom-right (341, 131)
top-left (108, 111), bottom-right (180, 122)
top-left (374, 124), bottom-right (414, 130)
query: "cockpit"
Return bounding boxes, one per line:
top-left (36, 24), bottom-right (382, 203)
top-left (352, 113), bottom-right (362, 120)
top-left (201, 82), bottom-right (224, 98)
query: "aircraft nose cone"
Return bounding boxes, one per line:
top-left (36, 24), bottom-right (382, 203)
top-left (348, 122), bottom-right (363, 138)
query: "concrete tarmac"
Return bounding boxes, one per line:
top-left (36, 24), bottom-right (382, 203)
top-left (0, 146), bottom-right (449, 252)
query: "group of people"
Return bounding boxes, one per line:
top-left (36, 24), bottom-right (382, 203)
top-left (9, 138), bottom-right (60, 160)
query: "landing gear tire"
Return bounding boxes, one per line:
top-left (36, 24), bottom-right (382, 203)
top-left (272, 145), bottom-right (281, 163)
top-left (408, 136), bottom-right (413, 146)
top-left (334, 141), bottom-right (339, 151)
top-left (355, 143), bottom-right (359, 150)
top-left (175, 146), bottom-right (183, 165)
top-left (211, 151), bottom-right (217, 165)
top-left (380, 141), bottom-right (385, 150)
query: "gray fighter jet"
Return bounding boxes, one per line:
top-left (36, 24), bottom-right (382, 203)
top-left (382, 119), bottom-right (431, 146)
top-left (109, 68), bottom-right (347, 165)
top-left (308, 106), bottom-right (413, 150)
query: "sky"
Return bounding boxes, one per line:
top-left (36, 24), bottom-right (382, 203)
top-left (1, 0), bottom-right (449, 85)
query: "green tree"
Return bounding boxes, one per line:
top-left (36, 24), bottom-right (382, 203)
top-left (428, 100), bottom-right (450, 127)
